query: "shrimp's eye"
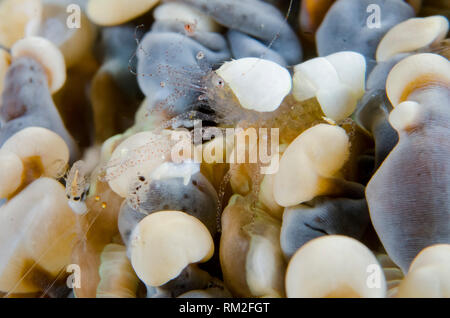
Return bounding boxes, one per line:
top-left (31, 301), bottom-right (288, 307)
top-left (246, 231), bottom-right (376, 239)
top-left (73, 196), bottom-right (81, 201)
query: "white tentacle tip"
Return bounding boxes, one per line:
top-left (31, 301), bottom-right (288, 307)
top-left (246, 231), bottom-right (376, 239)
top-left (292, 52), bottom-right (366, 121)
top-left (376, 16), bottom-right (449, 62)
top-left (388, 101), bottom-right (423, 132)
top-left (11, 36), bottom-right (67, 93)
top-left (216, 57), bottom-right (292, 113)
top-left (386, 53), bottom-right (450, 107)
top-left (130, 211), bottom-right (214, 287)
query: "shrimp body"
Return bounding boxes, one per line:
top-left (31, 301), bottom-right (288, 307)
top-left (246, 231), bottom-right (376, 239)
top-left (65, 160), bottom-right (90, 215)
top-left (203, 71), bottom-right (267, 125)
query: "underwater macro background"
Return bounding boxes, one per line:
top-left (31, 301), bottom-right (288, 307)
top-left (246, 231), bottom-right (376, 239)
top-left (0, 0), bottom-right (449, 298)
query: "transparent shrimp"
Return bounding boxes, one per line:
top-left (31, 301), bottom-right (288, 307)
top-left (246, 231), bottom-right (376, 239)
top-left (134, 36), bottom-right (274, 128)
top-left (98, 130), bottom-right (178, 184)
top-left (132, 0), bottom-right (297, 130)
top-left (65, 160), bottom-right (90, 215)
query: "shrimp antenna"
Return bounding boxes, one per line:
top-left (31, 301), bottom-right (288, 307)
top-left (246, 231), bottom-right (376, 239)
top-left (128, 24), bottom-right (148, 76)
top-left (261, 0), bottom-right (294, 60)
